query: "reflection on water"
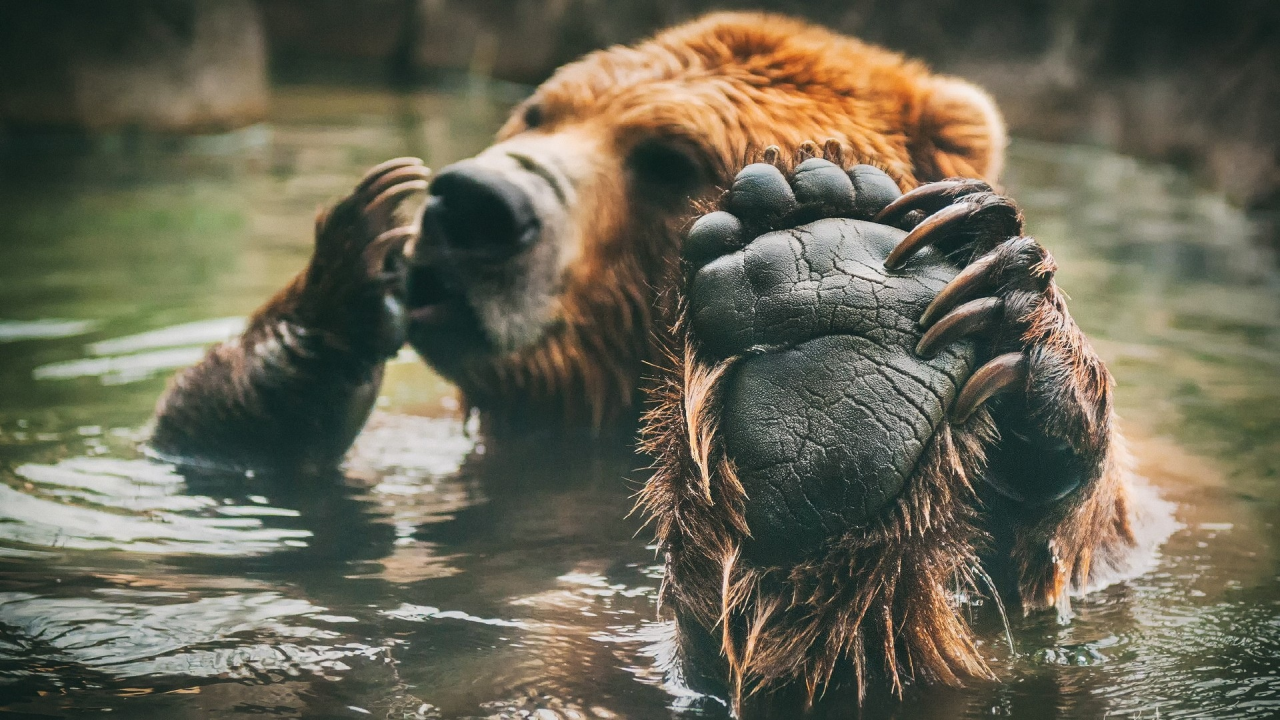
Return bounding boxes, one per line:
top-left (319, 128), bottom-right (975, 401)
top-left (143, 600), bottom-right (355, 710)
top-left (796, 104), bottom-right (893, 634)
top-left (0, 86), bottom-right (1277, 719)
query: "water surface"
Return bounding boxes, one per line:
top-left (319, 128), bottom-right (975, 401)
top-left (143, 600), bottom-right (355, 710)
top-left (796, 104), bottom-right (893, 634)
top-left (0, 86), bottom-right (1277, 719)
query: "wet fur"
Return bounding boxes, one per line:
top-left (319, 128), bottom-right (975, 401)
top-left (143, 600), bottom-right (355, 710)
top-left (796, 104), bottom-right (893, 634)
top-left (639, 146), bottom-right (1137, 706)
top-left (152, 11), bottom-right (1139, 707)
top-left (452, 13), bottom-right (1007, 428)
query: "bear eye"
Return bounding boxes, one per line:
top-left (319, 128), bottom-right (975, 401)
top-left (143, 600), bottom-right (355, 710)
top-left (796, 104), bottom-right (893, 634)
top-left (628, 139), bottom-right (703, 192)
top-left (522, 103), bottom-right (544, 130)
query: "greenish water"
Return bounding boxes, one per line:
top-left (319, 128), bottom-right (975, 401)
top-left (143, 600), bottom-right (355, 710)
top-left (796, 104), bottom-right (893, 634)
top-left (0, 86), bottom-right (1277, 719)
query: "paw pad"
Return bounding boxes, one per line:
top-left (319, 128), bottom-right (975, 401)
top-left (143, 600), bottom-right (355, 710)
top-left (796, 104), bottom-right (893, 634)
top-left (684, 211), bottom-right (745, 268)
top-left (849, 165), bottom-right (904, 219)
top-left (725, 163), bottom-right (797, 221)
top-left (791, 158), bottom-right (857, 213)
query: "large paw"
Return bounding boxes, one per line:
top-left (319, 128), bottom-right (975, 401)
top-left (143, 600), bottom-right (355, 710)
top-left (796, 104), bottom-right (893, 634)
top-left (683, 148), bottom-right (997, 562)
top-left (298, 157), bottom-right (431, 359)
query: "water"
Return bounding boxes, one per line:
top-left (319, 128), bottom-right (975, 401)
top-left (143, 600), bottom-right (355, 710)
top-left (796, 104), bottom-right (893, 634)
top-left (0, 85), bottom-right (1277, 719)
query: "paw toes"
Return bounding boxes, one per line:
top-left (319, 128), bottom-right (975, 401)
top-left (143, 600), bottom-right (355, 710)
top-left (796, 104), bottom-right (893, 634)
top-left (847, 164), bottom-right (902, 219)
top-left (684, 210), bottom-right (746, 269)
top-left (726, 163), bottom-right (797, 221)
top-left (792, 158), bottom-right (855, 213)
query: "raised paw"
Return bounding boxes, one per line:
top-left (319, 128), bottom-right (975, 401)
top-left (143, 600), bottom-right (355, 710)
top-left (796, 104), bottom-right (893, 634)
top-left (299, 157), bottom-right (431, 358)
top-left (681, 151), bottom-right (982, 561)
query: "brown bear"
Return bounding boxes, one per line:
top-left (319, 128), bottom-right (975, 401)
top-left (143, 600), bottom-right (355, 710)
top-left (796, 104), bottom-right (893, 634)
top-left (151, 11), bottom-right (1138, 711)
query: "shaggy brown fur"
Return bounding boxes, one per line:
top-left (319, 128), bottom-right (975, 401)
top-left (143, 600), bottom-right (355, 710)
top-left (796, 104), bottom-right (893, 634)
top-left (429, 12), bottom-right (1007, 429)
top-left (152, 11), bottom-right (1138, 709)
top-left (640, 284), bottom-right (1134, 709)
top-left (638, 140), bottom-right (1135, 708)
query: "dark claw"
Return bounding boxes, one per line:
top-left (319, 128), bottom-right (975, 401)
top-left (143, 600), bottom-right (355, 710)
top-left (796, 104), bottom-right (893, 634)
top-left (364, 165), bottom-right (432, 201)
top-left (951, 352), bottom-right (1027, 423)
top-left (915, 297), bottom-right (1003, 358)
top-left (364, 226), bottom-right (417, 271)
top-left (873, 178), bottom-right (991, 225)
top-left (884, 201), bottom-right (977, 270)
top-left (354, 157), bottom-right (425, 194)
top-left (367, 179), bottom-right (429, 219)
top-left (919, 253), bottom-right (999, 328)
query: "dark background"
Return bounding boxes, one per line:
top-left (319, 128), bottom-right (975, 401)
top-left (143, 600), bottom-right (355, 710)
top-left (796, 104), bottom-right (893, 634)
top-left (1, 0), bottom-right (1277, 242)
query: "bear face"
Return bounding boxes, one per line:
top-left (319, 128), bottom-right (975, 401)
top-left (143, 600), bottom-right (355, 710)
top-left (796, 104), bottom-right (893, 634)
top-left (403, 12), bottom-right (1006, 429)
top-left (149, 10), bottom-right (1140, 709)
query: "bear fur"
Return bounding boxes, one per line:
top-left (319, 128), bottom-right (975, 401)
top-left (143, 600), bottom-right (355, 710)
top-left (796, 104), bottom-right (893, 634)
top-left (423, 12), bottom-right (1008, 429)
top-left (152, 11), bottom-right (1138, 711)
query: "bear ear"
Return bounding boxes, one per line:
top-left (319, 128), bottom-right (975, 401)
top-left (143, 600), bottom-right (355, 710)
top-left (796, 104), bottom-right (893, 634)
top-left (910, 76), bottom-right (1007, 184)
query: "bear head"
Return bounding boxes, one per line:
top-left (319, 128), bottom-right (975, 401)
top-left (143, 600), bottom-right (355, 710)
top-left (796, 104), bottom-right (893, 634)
top-left (403, 12), bottom-right (1006, 429)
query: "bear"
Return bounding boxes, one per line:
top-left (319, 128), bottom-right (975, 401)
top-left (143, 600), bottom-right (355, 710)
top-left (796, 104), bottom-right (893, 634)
top-left (150, 11), bottom-right (1138, 711)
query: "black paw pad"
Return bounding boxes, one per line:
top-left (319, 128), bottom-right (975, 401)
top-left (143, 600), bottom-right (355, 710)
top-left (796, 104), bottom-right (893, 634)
top-left (792, 158), bottom-right (855, 213)
top-left (684, 211), bottom-right (745, 269)
top-left (725, 163), bottom-right (796, 221)
top-left (848, 164), bottom-right (902, 219)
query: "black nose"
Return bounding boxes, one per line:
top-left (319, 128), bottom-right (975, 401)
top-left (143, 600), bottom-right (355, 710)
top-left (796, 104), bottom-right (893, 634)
top-left (423, 163), bottom-right (540, 259)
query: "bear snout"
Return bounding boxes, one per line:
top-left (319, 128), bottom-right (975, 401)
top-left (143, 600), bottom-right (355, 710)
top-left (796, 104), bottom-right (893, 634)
top-left (422, 163), bottom-right (542, 262)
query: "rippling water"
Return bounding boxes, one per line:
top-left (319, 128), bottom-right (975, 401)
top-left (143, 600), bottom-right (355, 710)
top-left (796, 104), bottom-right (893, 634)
top-left (0, 86), bottom-right (1277, 719)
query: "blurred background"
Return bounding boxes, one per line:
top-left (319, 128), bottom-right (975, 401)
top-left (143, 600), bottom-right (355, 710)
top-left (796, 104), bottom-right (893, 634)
top-left (1, 3), bottom-right (1279, 719)
top-left (1, 0), bottom-right (1277, 244)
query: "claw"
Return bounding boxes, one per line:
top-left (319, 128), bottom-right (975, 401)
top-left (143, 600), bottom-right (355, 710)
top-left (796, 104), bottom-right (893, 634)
top-left (884, 201), bottom-right (977, 270)
top-left (797, 140), bottom-right (819, 161)
top-left (951, 352), bottom-right (1027, 423)
top-left (915, 297), bottom-right (1003, 357)
top-left (762, 145), bottom-right (782, 166)
top-left (371, 225), bottom-right (418, 248)
top-left (873, 179), bottom-right (990, 225)
top-left (354, 157), bottom-right (425, 194)
top-left (822, 138), bottom-right (845, 166)
top-left (364, 165), bottom-right (432, 201)
top-left (366, 179), bottom-right (429, 218)
top-left (919, 253), bottom-right (999, 328)
top-left (364, 226), bottom-right (417, 270)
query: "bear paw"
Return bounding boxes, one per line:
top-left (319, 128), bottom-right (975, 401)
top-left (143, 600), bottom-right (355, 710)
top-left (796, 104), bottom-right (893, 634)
top-left (297, 157), bottom-right (431, 359)
top-left (681, 149), bottom-right (995, 562)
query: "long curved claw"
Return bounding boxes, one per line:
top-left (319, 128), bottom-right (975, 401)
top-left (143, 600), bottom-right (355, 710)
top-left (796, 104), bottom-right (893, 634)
top-left (364, 165), bottom-right (433, 201)
top-left (366, 179), bottom-right (429, 218)
top-left (951, 352), bottom-right (1028, 423)
top-left (873, 178), bottom-right (991, 225)
top-left (915, 297), bottom-right (1003, 358)
top-left (884, 201), bottom-right (977, 270)
top-left (919, 253), bottom-right (999, 328)
top-left (354, 157), bottom-right (425, 194)
top-left (363, 226), bottom-right (417, 274)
